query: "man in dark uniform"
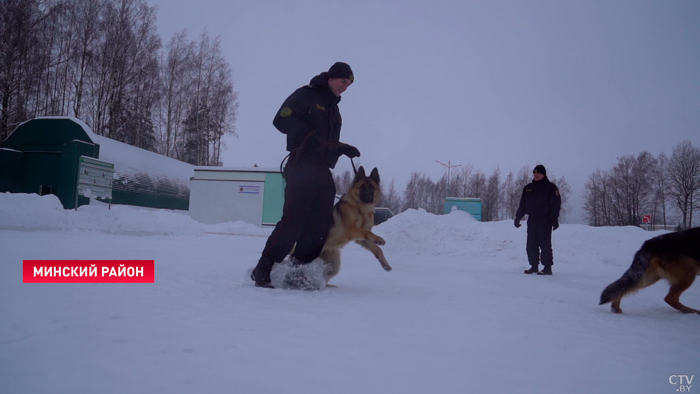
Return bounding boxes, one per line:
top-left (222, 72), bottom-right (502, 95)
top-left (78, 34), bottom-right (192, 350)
top-left (514, 164), bottom-right (561, 275)
top-left (250, 62), bottom-right (360, 288)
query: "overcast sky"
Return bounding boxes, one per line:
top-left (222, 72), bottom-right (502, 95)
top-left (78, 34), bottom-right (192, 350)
top-left (152, 0), bottom-right (700, 223)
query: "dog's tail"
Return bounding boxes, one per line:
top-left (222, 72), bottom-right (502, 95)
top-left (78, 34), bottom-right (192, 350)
top-left (599, 248), bottom-right (653, 305)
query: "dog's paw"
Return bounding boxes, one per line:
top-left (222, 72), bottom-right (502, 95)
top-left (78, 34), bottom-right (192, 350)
top-left (374, 236), bottom-right (386, 246)
top-left (378, 259), bottom-right (392, 271)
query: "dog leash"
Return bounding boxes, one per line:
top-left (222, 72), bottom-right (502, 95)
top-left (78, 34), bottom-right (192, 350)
top-left (349, 157), bottom-right (358, 175)
top-left (279, 130), bottom-right (359, 178)
top-left (279, 130), bottom-right (317, 178)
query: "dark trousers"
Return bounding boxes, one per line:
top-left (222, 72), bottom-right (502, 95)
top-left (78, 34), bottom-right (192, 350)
top-left (526, 218), bottom-right (554, 267)
top-left (261, 163), bottom-right (336, 264)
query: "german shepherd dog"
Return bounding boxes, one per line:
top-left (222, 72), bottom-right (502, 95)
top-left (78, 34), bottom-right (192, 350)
top-left (320, 166), bottom-right (392, 284)
top-left (599, 227), bottom-right (700, 314)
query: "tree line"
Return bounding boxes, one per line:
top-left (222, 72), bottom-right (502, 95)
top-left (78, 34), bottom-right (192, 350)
top-left (334, 142), bottom-right (698, 229)
top-left (582, 140), bottom-right (700, 230)
top-left (0, 0), bottom-right (238, 166)
top-left (334, 164), bottom-right (572, 223)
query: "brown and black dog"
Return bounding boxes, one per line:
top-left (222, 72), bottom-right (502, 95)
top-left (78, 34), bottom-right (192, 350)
top-left (320, 166), bottom-right (392, 284)
top-left (599, 227), bottom-right (700, 314)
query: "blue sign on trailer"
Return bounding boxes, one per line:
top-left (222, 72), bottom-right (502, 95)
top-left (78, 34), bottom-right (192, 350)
top-left (444, 197), bottom-right (482, 221)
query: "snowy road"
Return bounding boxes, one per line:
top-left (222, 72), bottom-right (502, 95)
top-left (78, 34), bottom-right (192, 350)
top-left (1, 194), bottom-right (698, 393)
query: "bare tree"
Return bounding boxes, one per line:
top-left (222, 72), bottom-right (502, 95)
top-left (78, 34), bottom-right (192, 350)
top-left (432, 176), bottom-right (447, 214)
top-left (379, 179), bottom-right (403, 214)
top-left (402, 172), bottom-right (420, 211)
top-left (180, 30), bottom-right (238, 165)
top-left (583, 169), bottom-right (606, 226)
top-left (450, 164), bottom-right (473, 198)
top-left (598, 152), bottom-right (657, 226)
top-left (650, 152), bottom-right (670, 229)
top-left (30, 0), bottom-right (69, 116)
top-left (403, 171), bottom-right (435, 212)
top-left (333, 170), bottom-right (353, 195)
top-left (515, 165), bottom-right (532, 193)
top-left (71, 0), bottom-right (105, 119)
top-left (159, 29), bottom-right (192, 156)
top-left (0, 0), bottom-right (51, 139)
top-left (583, 150), bottom-right (675, 227)
top-left (481, 167), bottom-right (500, 222)
top-left (500, 171), bottom-right (520, 220)
top-left (667, 140), bottom-right (700, 229)
top-left (466, 169), bottom-right (486, 200)
top-left (502, 166), bottom-right (532, 220)
top-left (547, 174), bottom-right (571, 222)
top-left (0, 0), bottom-right (239, 165)
top-left (87, 0), bottom-right (160, 142)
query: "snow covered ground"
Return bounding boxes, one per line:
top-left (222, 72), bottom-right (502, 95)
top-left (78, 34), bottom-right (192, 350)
top-left (1, 192), bottom-right (698, 394)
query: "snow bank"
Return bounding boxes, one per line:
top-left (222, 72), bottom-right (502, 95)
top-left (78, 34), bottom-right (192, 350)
top-left (375, 208), bottom-right (666, 269)
top-left (0, 192), bottom-right (694, 394)
top-left (0, 193), bottom-right (271, 237)
top-left (0, 192), bottom-right (667, 266)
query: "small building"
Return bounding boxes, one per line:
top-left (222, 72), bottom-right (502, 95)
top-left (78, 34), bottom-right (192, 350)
top-left (1, 117), bottom-right (100, 209)
top-left (0, 117), bottom-right (193, 210)
top-left (444, 197), bottom-right (482, 221)
top-left (189, 167), bottom-right (285, 227)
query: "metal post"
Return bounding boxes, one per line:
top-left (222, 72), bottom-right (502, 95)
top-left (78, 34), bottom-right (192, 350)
top-left (436, 160), bottom-right (461, 197)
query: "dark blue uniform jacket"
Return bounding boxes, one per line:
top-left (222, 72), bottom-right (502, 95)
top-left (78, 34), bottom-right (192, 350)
top-left (273, 72), bottom-right (342, 169)
top-left (515, 177), bottom-right (561, 222)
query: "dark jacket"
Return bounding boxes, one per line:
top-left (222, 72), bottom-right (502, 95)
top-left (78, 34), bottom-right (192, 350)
top-left (515, 177), bottom-right (561, 222)
top-left (273, 72), bottom-right (342, 169)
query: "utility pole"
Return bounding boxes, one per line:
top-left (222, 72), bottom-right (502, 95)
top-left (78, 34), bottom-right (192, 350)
top-left (436, 160), bottom-right (461, 197)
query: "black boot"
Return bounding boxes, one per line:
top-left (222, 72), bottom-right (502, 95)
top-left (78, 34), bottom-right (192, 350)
top-left (537, 266), bottom-right (553, 275)
top-left (524, 266), bottom-right (539, 274)
top-left (251, 255), bottom-right (275, 288)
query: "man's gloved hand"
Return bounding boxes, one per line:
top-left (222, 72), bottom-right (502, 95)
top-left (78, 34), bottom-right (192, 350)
top-left (514, 219), bottom-right (521, 228)
top-left (552, 219), bottom-right (559, 231)
top-left (338, 143), bottom-right (360, 158)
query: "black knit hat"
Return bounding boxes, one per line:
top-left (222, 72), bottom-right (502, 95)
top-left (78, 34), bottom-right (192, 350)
top-left (327, 62), bottom-right (354, 83)
top-left (533, 164), bottom-right (547, 176)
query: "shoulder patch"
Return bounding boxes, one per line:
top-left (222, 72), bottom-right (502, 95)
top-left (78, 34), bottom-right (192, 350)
top-left (555, 190), bottom-right (560, 196)
top-left (315, 104), bottom-right (326, 111)
top-left (280, 107), bottom-right (292, 117)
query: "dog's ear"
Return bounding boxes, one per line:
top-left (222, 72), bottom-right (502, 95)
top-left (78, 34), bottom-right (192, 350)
top-left (353, 166), bottom-right (366, 184)
top-left (369, 167), bottom-right (380, 185)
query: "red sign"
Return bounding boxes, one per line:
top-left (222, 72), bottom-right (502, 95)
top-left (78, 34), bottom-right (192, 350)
top-left (642, 215), bottom-right (652, 224)
top-left (23, 260), bottom-right (155, 283)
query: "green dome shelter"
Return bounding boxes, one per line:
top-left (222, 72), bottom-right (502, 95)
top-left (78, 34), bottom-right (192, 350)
top-left (1, 117), bottom-right (193, 210)
top-left (1, 117), bottom-right (99, 209)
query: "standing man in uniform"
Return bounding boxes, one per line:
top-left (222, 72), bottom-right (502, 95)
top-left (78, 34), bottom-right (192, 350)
top-left (250, 62), bottom-right (360, 288)
top-left (514, 164), bottom-right (561, 275)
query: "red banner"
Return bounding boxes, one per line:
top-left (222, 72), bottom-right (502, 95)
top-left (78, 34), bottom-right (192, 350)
top-left (23, 260), bottom-right (155, 283)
